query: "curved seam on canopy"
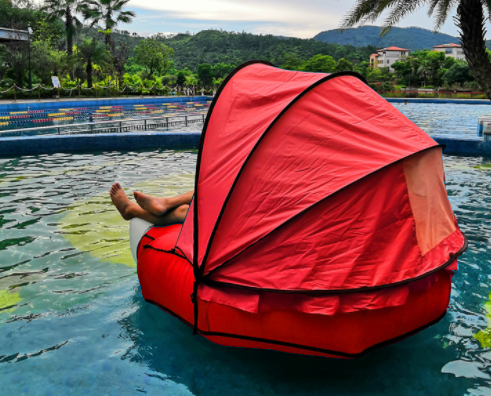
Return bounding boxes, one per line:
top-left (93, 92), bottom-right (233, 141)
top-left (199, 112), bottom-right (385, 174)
top-left (173, 196), bottom-right (194, 262)
top-left (186, 60), bottom-right (274, 335)
top-left (142, 245), bottom-right (192, 264)
top-left (201, 235), bottom-right (467, 295)
top-left (203, 144), bottom-right (446, 282)
top-left (188, 59), bottom-right (274, 273)
top-left (198, 70), bottom-right (369, 276)
top-left (144, 298), bottom-right (447, 358)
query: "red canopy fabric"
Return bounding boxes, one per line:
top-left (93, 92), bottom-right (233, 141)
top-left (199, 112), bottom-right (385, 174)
top-left (176, 61), bottom-right (466, 308)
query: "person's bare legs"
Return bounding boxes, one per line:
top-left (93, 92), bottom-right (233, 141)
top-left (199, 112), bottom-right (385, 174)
top-left (110, 183), bottom-right (189, 225)
top-left (133, 190), bottom-right (193, 216)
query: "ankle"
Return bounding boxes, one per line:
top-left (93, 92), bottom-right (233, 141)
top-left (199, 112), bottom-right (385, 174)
top-left (161, 197), bottom-right (171, 208)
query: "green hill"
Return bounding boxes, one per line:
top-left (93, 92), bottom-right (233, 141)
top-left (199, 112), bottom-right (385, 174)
top-left (314, 26), bottom-right (460, 51)
top-left (119, 30), bottom-right (376, 70)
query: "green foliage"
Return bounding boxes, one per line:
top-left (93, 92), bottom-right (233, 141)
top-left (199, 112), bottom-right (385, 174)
top-left (133, 38), bottom-right (174, 78)
top-left (334, 58), bottom-right (355, 72)
top-left (281, 54), bottom-right (303, 70)
top-left (377, 50), bottom-right (461, 88)
top-left (31, 16), bottom-right (65, 49)
top-left (302, 54), bottom-right (336, 73)
top-left (77, 37), bottom-right (112, 87)
top-left (197, 63), bottom-right (214, 85)
top-left (315, 26), bottom-right (459, 52)
top-left (0, 0), bottom-right (37, 30)
top-left (444, 61), bottom-right (474, 86)
top-left (41, 0), bottom-right (84, 55)
top-left (176, 71), bottom-right (186, 85)
top-left (155, 29), bottom-right (375, 71)
top-left (81, 0), bottom-right (136, 46)
top-left (213, 62), bottom-right (235, 78)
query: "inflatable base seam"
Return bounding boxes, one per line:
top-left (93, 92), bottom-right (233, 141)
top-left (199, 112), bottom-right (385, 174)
top-left (144, 298), bottom-right (447, 359)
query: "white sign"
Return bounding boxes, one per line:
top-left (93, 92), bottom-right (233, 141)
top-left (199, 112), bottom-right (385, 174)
top-left (51, 76), bottom-right (60, 88)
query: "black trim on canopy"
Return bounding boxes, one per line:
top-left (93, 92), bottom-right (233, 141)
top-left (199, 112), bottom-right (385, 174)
top-left (202, 236), bottom-right (467, 295)
top-left (185, 61), bottom-right (462, 335)
top-left (202, 145), bottom-right (461, 283)
top-left (145, 298), bottom-right (447, 359)
top-left (198, 70), bottom-right (369, 276)
top-left (190, 60), bottom-right (274, 334)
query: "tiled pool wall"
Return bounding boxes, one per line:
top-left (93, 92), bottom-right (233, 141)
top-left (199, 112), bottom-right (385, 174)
top-left (0, 132), bottom-right (484, 157)
top-left (0, 132), bottom-right (202, 157)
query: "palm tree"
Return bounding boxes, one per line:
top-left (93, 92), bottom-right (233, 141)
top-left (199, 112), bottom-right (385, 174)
top-left (81, 0), bottom-right (136, 46)
top-left (77, 38), bottom-right (112, 88)
top-left (341, 0), bottom-right (491, 99)
top-left (418, 60), bottom-right (432, 87)
top-left (41, 0), bottom-right (83, 56)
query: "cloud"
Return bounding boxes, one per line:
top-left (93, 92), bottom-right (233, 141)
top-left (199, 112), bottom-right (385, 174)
top-left (125, 0), bottom-right (465, 38)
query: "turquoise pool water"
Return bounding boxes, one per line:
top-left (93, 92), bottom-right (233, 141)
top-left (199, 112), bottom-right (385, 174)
top-left (393, 102), bottom-right (491, 137)
top-left (0, 149), bottom-right (491, 395)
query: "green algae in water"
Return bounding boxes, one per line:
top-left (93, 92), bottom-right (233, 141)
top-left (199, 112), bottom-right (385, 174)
top-left (474, 164), bottom-right (491, 170)
top-left (475, 293), bottom-right (491, 348)
top-left (58, 174), bottom-right (195, 267)
top-left (0, 290), bottom-right (22, 312)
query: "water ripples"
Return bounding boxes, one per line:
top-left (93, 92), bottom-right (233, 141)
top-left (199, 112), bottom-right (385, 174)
top-left (0, 151), bottom-right (491, 395)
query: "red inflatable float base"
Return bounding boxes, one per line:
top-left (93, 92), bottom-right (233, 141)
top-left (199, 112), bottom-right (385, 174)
top-left (137, 224), bottom-right (453, 359)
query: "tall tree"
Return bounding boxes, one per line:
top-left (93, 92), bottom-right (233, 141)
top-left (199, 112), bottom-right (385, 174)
top-left (197, 63), bottom-right (214, 86)
top-left (302, 54), bottom-right (336, 73)
top-left (133, 38), bottom-right (174, 78)
top-left (110, 41), bottom-right (129, 87)
top-left (81, 0), bottom-right (136, 46)
top-left (41, 0), bottom-right (83, 56)
top-left (341, 0), bottom-right (491, 99)
top-left (76, 37), bottom-right (111, 88)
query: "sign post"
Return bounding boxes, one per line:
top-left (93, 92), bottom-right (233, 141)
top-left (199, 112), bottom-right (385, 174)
top-left (51, 76), bottom-right (60, 100)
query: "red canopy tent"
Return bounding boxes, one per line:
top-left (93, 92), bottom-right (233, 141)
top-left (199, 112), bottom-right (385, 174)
top-left (136, 61), bottom-right (467, 358)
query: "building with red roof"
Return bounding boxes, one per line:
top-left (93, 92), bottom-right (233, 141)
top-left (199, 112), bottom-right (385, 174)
top-left (374, 46), bottom-right (410, 71)
top-left (433, 43), bottom-right (465, 60)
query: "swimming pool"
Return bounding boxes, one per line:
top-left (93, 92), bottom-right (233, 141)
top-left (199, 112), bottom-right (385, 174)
top-left (0, 100), bottom-right (489, 139)
top-left (0, 101), bottom-right (210, 136)
top-left (393, 102), bottom-right (491, 137)
top-left (0, 149), bottom-right (490, 395)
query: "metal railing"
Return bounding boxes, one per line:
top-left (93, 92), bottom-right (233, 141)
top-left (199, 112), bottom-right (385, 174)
top-left (0, 113), bottom-right (207, 137)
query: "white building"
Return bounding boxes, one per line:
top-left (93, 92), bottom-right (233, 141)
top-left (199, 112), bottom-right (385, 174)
top-left (432, 43), bottom-right (465, 60)
top-left (375, 47), bottom-right (410, 72)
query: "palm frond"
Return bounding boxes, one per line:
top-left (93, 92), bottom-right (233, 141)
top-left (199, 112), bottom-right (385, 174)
top-left (340, 0), bottom-right (386, 29)
top-left (381, 0), bottom-right (428, 34)
top-left (482, 0), bottom-right (491, 20)
top-left (432, 0), bottom-right (459, 30)
top-left (427, 0), bottom-right (442, 15)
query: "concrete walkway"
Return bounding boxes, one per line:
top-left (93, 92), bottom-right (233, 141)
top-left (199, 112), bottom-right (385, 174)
top-left (385, 97), bottom-right (491, 105)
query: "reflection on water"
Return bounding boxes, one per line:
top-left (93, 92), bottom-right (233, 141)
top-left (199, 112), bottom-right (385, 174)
top-left (0, 151), bottom-right (491, 395)
top-left (393, 102), bottom-right (491, 137)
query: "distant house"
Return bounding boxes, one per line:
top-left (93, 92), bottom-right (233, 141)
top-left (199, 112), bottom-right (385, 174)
top-left (432, 43), bottom-right (465, 60)
top-left (370, 53), bottom-right (378, 69)
top-left (0, 27), bottom-right (28, 42)
top-left (375, 47), bottom-right (410, 72)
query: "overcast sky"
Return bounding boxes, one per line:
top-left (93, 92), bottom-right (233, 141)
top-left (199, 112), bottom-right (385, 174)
top-left (124, 0), bottom-right (470, 39)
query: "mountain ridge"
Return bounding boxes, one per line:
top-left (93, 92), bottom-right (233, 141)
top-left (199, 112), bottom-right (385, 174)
top-left (314, 26), bottom-right (460, 51)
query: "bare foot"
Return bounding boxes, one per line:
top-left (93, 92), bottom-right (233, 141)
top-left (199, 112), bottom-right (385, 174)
top-left (110, 183), bottom-right (139, 221)
top-left (133, 191), bottom-right (169, 216)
